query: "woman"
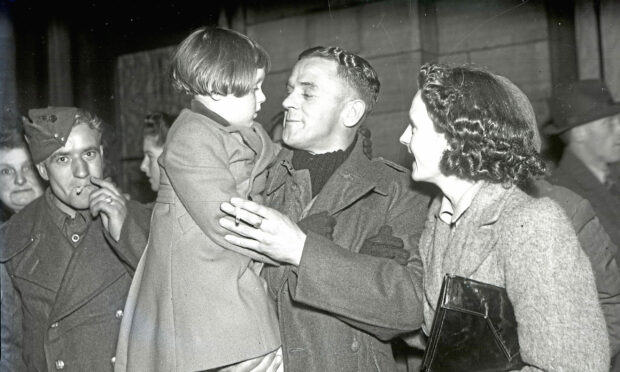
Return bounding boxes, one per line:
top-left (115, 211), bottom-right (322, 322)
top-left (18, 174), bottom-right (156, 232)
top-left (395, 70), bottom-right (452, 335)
top-left (0, 128), bottom-right (44, 222)
top-left (399, 63), bottom-right (608, 370)
top-left (139, 112), bottom-right (174, 192)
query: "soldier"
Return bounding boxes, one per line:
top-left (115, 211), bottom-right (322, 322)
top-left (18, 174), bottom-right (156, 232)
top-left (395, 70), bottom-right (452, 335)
top-left (0, 107), bottom-right (151, 371)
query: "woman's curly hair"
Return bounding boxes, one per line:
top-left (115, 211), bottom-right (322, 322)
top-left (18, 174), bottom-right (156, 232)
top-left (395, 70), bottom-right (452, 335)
top-left (418, 63), bottom-right (546, 188)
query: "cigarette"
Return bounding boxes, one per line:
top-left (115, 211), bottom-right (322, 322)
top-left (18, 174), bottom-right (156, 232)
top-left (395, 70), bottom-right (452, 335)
top-left (235, 205), bottom-right (241, 226)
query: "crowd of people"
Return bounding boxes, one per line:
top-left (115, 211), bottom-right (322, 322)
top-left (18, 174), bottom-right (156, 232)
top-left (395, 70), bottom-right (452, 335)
top-left (1, 26), bottom-right (619, 372)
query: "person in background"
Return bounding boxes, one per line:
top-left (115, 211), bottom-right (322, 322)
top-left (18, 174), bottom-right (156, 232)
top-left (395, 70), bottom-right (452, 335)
top-left (139, 112), bottom-right (175, 193)
top-left (218, 46), bottom-right (431, 372)
top-left (0, 127), bottom-right (45, 222)
top-left (0, 106), bottom-right (152, 372)
top-left (544, 80), bottom-right (620, 261)
top-left (399, 63), bottom-right (608, 370)
top-left (0, 125), bottom-right (44, 372)
top-left (114, 27), bottom-right (281, 372)
top-left (498, 77), bottom-right (620, 371)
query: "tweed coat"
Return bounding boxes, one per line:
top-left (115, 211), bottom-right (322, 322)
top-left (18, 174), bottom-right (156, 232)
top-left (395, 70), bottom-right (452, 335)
top-left (262, 138), bottom-right (431, 372)
top-left (420, 182), bottom-right (610, 371)
top-left (529, 179), bottom-right (620, 357)
top-left (114, 101), bottom-right (281, 372)
top-left (549, 150), bottom-right (620, 260)
top-left (0, 192), bottom-right (152, 372)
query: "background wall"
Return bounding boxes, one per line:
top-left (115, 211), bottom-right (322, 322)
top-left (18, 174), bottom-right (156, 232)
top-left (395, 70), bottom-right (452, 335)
top-left (5, 0), bottom-right (620, 201)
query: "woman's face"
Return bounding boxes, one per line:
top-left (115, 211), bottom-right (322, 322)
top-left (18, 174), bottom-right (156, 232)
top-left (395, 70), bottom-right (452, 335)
top-left (140, 136), bottom-right (164, 192)
top-left (400, 92), bottom-right (449, 184)
top-left (0, 147), bottom-right (45, 212)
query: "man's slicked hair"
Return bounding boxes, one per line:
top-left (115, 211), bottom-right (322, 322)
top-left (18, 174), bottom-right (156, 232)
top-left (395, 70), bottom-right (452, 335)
top-left (73, 109), bottom-right (103, 133)
top-left (299, 46), bottom-right (380, 118)
top-left (171, 27), bottom-right (271, 98)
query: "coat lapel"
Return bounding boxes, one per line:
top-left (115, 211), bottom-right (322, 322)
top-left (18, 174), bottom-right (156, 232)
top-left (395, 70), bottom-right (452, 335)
top-left (47, 220), bottom-right (126, 323)
top-left (447, 183), bottom-right (512, 278)
top-left (265, 149), bottom-right (294, 197)
top-left (308, 141), bottom-right (386, 217)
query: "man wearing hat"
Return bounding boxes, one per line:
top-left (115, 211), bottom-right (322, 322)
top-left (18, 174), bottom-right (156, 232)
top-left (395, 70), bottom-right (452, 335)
top-left (545, 79), bottom-right (620, 260)
top-left (0, 107), bottom-right (151, 371)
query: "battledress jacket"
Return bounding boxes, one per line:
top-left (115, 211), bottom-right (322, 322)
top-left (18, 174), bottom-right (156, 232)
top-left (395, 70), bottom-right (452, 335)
top-left (0, 192), bottom-right (152, 372)
top-left (262, 138), bottom-right (431, 372)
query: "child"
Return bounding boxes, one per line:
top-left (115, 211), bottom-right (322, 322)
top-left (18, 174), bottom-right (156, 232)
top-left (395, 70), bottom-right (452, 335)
top-left (114, 27), bottom-right (281, 372)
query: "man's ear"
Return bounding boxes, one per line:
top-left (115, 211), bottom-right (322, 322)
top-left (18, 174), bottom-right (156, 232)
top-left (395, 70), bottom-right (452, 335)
top-left (343, 99), bottom-right (366, 128)
top-left (570, 125), bottom-right (588, 143)
top-left (36, 162), bottom-right (49, 181)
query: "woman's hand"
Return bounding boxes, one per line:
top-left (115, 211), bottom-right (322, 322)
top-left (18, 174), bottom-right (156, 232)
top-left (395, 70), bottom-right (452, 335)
top-left (219, 198), bottom-right (306, 266)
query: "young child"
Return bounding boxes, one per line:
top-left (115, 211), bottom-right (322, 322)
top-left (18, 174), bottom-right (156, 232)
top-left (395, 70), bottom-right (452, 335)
top-left (114, 27), bottom-right (281, 372)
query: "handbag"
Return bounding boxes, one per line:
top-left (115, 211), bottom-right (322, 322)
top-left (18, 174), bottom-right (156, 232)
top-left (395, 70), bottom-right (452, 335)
top-left (421, 274), bottom-right (525, 372)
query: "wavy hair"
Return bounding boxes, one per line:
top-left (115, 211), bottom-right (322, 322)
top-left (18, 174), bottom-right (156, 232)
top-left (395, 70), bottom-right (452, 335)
top-left (418, 63), bottom-right (545, 187)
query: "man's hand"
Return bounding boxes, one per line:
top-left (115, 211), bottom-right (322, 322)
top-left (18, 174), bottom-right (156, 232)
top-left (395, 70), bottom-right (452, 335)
top-left (297, 211), bottom-right (336, 240)
top-left (219, 198), bottom-right (306, 266)
top-left (359, 225), bottom-right (409, 265)
top-left (89, 176), bottom-right (127, 241)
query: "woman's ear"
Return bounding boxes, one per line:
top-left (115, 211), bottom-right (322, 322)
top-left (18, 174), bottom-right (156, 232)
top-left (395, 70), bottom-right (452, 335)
top-left (343, 99), bottom-right (366, 128)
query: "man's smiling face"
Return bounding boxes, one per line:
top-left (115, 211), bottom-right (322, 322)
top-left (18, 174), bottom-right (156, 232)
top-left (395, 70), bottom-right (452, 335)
top-left (281, 57), bottom-right (350, 154)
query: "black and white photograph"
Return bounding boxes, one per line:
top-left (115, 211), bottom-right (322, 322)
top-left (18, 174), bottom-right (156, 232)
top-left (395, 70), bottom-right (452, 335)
top-left (1, 0), bottom-right (619, 371)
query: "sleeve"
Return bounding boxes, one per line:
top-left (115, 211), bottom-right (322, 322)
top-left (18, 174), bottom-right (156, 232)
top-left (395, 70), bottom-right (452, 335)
top-left (502, 200), bottom-right (610, 371)
top-left (288, 183), bottom-right (430, 340)
top-left (164, 119), bottom-right (277, 265)
top-left (104, 200), bottom-right (153, 273)
top-left (1, 263), bottom-right (27, 372)
top-left (574, 210), bottom-right (620, 358)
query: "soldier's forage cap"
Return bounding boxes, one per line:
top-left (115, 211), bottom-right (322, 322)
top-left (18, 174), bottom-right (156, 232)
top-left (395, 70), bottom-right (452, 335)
top-left (23, 107), bottom-right (79, 163)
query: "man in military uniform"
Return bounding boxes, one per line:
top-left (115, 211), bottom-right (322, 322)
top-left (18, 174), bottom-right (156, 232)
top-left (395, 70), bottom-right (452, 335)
top-left (0, 107), bottom-right (151, 371)
top-left (219, 46), bottom-right (431, 371)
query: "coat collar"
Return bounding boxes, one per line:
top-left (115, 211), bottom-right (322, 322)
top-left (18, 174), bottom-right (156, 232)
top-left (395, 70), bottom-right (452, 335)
top-left (422, 182), bottom-right (515, 278)
top-left (265, 137), bottom-right (388, 216)
top-left (1, 191), bottom-right (126, 322)
top-left (0, 196), bottom-right (44, 262)
top-left (190, 99), bottom-right (231, 127)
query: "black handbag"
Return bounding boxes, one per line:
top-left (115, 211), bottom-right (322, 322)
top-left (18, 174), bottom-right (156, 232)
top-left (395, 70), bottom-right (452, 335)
top-left (421, 274), bottom-right (525, 372)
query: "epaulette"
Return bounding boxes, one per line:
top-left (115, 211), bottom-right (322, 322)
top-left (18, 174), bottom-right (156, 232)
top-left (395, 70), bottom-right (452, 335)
top-left (372, 157), bottom-right (409, 173)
